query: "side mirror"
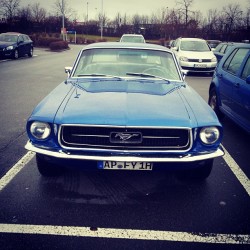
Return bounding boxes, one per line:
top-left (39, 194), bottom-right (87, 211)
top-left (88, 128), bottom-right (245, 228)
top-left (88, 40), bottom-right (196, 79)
top-left (65, 67), bottom-right (72, 78)
top-left (246, 75), bottom-right (250, 84)
top-left (182, 70), bottom-right (188, 79)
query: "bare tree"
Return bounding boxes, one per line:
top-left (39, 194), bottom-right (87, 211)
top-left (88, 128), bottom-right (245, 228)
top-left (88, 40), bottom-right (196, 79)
top-left (0, 0), bottom-right (20, 23)
top-left (222, 3), bottom-right (243, 40)
top-left (204, 9), bottom-right (221, 38)
top-left (31, 3), bottom-right (46, 24)
top-left (53, 0), bottom-right (73, 17)
top-left (156, 7), bottom-right (170, 39)
top-left (18, 6), bottom-right (32, 21)
top-left (53, 0), bottom-right (75, 40)
top-left (175, 0), bottom-right (194, 26)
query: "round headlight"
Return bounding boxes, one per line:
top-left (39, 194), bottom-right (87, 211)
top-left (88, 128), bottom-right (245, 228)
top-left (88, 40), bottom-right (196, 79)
top-left (6, 45), bottom-right (14, 50)
top-left (211, 56), bottom-right (217, 62)
top-left (199, 127), bottom-right (220, 145)
top-left (30, 122), bottom-right (51, 140)
top-left (179, 56), bottom-right (188, 62)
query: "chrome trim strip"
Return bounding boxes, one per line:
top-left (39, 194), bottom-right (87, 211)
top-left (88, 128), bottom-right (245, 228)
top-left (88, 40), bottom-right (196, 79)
top-left (25, 141), bottom-right (224, 162)
top-left (59, 124), bottom-right (192, 129)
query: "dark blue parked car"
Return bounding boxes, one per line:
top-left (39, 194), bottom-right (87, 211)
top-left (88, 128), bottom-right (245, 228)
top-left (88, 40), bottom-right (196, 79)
top-left (209, 43), bottom-right (250, 133)
top-left (0, 32), bottom-right (33, 59)
top-left (25, 42), bottom-right (224, 180)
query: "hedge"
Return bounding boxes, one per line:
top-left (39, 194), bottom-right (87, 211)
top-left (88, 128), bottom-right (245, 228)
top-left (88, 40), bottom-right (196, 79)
top-left (49, 41), bottom-right (69, 51)
top-left (29, 35), bottom-right (62, 47)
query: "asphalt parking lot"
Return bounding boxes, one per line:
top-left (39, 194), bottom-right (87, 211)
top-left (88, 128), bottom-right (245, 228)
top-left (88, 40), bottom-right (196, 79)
top-left (0, 45), bottom-right (249, 249)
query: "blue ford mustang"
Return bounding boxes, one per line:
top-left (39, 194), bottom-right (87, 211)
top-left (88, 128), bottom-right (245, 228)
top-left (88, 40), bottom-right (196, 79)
top-left (25, 42), bottom-right (224, 180)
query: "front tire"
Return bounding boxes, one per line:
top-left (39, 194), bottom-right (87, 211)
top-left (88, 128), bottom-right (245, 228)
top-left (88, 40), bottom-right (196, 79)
top-left (12, 49), bottom-right (19, 59)
top-left (36, 154), bottom-right (62, 177)
top-left (28, 47), bottom-right (33, 57)
top-left (177, 159), bottom-right (213, 181)
top-left (208, 87), bottom-right (224, 119)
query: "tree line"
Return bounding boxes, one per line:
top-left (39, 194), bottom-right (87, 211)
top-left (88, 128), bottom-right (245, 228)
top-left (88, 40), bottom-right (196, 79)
top-left (0, 0), bottom-right (249, 42)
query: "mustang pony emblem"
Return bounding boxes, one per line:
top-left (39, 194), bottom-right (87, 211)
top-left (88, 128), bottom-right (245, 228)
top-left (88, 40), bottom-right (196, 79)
top-left (115, 133), bottom-right (140, 141)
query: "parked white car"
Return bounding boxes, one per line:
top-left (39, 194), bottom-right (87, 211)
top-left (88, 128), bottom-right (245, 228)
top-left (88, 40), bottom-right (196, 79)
top-left (170, 37), bottom-right (217, 74)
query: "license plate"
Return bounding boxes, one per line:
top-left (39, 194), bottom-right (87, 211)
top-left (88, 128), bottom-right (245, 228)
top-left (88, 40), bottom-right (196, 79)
top-left (98, 161), bottom-right (153, 170)
top-left (194, 64), bottom-right (207, 68)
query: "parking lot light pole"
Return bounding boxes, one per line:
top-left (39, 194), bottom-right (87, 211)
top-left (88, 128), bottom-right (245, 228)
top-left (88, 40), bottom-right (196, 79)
top-left (100, 0), bottom-right (103, 39)
top-left (62, 0), bottom-right (65, 41)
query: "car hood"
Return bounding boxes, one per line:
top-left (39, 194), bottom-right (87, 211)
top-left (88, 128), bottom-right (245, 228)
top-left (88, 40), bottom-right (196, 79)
top-left (53, 79), bottom-right (198, 127)
top-left (179, 50), bottom-right (214, 59)
top-left (0, 41), bottom-right (16, 48)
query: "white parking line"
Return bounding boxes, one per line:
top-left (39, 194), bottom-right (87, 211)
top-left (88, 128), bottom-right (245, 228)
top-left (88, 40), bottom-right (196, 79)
top-left (0, 223), bottom-right (249, 244)
top-left (222, 145), bottom-right (250, 196)
top-left (0, 151), bottom-right (34, 191)
top-left (0, 55), bottom-right (38, 62)
top-left (0, 59), bottom-right (9, 62)
top-left (0, 149), bottom-right (249, 244)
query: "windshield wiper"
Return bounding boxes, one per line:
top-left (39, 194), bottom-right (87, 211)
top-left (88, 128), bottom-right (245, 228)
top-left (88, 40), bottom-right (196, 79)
top-left (126, 72), bottom-right (170, 83)
top-left (77, 74), bottom-right (122, 80)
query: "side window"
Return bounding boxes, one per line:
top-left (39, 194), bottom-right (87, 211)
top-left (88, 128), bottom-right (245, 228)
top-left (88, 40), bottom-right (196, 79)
top-left (175, 39), bottom-right (180, 49)
top-left (223, 48), bottom-right (249, 75)
top-left (23, 35), bottom-right (29, 41)
top-left (220, 44), bottom-right (227, 53)
top-left (18, 36), bottom-right (24, 43)
top-left (214, 44), bottom-right (223, 52)
top-left (223, 49), bottom-right (237, 71)
top-left (172, 39), bottom-right (178, 48)
top-left (241, 55), bottom-right (250, 80)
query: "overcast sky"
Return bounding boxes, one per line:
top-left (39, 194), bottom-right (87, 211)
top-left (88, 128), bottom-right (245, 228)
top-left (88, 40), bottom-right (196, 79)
top-left (20, 0), bottom-right (249, 20)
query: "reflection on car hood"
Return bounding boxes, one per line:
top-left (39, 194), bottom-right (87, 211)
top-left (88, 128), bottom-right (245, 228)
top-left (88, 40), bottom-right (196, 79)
top-left (54, 79), bottom-right (195, 127)
top-left (0, 41), bottom-right (15, 48)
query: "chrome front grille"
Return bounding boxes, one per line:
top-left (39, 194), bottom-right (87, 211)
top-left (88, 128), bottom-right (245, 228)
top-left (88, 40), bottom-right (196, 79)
top-left (188, 59), bottom-right (211, 62)
top-left (59, 125), bottom-right (192, 152)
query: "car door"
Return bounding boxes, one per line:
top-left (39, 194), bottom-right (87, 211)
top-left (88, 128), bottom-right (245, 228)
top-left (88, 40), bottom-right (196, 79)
top-left (217, 48), bottom-right (247, 115)
top-left (17, 35), bottom-right (25, 56)
top-left (232, 51), bottom-right (250, 130)
top-left (23, 35), bottom-right (32, 54)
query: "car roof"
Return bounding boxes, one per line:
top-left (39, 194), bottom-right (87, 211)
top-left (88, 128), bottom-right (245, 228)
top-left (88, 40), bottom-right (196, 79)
top-left (217, 42), bottom-right (250, 48)
top-left (179, 37), bottom-right (206, 41)
top-left (1, 32), bottom-right (22, 36)
top-left (121, 34), bottom-right (144, 37)
top-left (207, 40), bottom-right (221, 42)
top-left (219, 42), bottom-right (240, 45)
top-left (81, 42), bottom-right (171, 52)
top-left (225, 43), bottom-right (250, 49)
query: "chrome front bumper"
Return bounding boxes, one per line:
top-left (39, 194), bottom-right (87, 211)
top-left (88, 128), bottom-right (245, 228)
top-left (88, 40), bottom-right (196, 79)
top-left (25, 140), bottom-right (224, 163)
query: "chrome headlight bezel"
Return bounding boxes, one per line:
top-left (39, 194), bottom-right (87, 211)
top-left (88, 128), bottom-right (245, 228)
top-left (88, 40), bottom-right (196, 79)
top-left (30, 122), bottom-right (51, 140)
top-left (199, 126), bottom-right (220, 145)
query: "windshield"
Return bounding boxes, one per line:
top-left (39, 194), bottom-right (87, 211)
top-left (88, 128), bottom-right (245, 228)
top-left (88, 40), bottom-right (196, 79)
top-left (72, 48), bottom-right (181, 81)
top-left (0, 34), bottom-right (18, 43)
top-left (120, 36), bottom-right (145, 43)
top-left (180, 40), bottom-right (210, 52)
